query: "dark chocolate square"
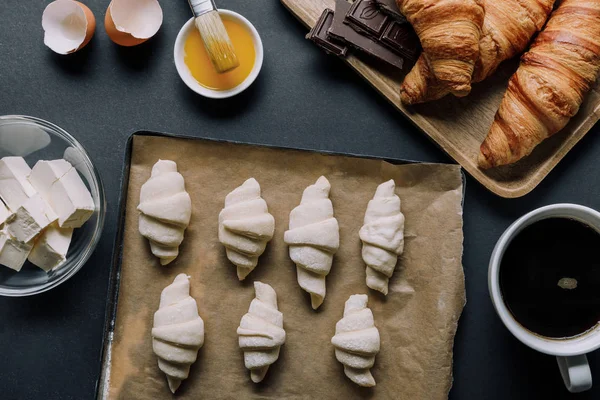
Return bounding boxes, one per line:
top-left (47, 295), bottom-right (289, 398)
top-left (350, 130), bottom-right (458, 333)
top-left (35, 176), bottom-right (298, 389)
top-left (346, 0), bottom-right (389, 37)
top-left (375, 0), bottom-right (406, 21)
top-left (306, 9), bottom-right (348, 57)
top-left (381, 20), bottom-right (419, 60)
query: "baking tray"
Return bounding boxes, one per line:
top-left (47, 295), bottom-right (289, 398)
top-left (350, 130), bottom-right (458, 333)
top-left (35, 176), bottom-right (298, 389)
top-left (94, 130), bottom-right (466, 399)
top-left (281, 0), bottom-right (600, 198)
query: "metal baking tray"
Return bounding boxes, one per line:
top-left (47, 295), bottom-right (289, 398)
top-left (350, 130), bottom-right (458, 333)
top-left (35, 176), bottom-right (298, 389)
top-left (94, 130), bottom-right (466, 399)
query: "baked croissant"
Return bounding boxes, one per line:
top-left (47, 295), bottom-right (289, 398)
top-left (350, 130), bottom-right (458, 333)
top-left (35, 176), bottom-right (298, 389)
top-left (218, 178), bottom-right (275, 280)
top-left (479, 0), bottom-right (600, 168)
top-left (331, 294), bottom-right (381, 387)
top-left (399, 0), bottom-right (554, 104)
top-left (152, 274), bottom-right (205, 393)
top-left (360, 180), bottom-right (405, 295)
top-left (138, 160), bottom-right (192, 265)
top-left (398, 0), bottom-right (485, 104)
top-left (284, 176), bottom-right (339, 310)
top-left (237, 281), bottom-right (286, 383)
top-left (473, 0), bottom-right (554, 82)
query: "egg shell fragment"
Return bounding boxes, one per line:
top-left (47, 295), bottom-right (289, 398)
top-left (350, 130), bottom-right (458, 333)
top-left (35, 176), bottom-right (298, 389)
top-left (105, 0), bottom-right (163, 46)
top-left (42, 0), bottom-right (96, 55)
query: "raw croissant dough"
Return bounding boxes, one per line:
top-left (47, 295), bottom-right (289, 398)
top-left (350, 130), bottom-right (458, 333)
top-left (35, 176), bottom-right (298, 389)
top-left (138, 160), bottom-right (191, 265)
top-left (152, 274), bottom-right (205, 393)
top-left (360, 180), bottom-right (405, 295)
top-left (237, 281), bottom-right (286, 383)
top-left (284, 176), bottom-right (339, 309)
top-left (331, 294), bottom-right (381, 387)
top-left (218, 178), bottom-right (275, 280)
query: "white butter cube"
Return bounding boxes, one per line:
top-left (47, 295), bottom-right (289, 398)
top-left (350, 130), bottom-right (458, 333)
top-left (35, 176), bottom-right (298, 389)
top-left (28, 223), bottom-right (74, 272)
top-left (0, 200), bottom-right (12, 226)
top-left (29, 160), bottom-right (94, 228)
top-left (7, 194), bottom-right (57, 242)
top-left (0, 156), bottom-right (36, 211)
top-left (0, 230), bottom-right (33, 271)
top-left (29, 160), bottom-right (71, 197)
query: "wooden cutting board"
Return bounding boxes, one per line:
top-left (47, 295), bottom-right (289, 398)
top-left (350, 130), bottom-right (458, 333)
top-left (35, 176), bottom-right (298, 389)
top-left (281, 0), bottom-right (600, 198)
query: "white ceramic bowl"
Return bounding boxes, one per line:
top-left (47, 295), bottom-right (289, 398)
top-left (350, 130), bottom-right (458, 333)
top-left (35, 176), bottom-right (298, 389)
top-left (174, 11), bottom-right (263, 99)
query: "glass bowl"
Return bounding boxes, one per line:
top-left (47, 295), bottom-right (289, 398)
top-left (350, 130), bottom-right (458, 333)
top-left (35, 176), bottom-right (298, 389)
top-left (0, 115), bottom-right (106, 296)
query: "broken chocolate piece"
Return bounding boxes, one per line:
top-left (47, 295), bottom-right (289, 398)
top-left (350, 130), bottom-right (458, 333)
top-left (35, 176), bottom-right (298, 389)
top-left (344, 0), bottom-right (419, 61)
top-left (306, 9), bottom-right (348, 57)
top-left (329, 0), bottom-right (405, 70)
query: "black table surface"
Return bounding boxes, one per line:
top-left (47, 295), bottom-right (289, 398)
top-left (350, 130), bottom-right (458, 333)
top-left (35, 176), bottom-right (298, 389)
top-left (2, 0), bottom-right (600, 399)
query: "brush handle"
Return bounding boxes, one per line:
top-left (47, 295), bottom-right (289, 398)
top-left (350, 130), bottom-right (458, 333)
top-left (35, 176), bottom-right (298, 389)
top-left (194, 11), bottom-right (240, 73)
top-left (188, 0), bottom-right (216, 17)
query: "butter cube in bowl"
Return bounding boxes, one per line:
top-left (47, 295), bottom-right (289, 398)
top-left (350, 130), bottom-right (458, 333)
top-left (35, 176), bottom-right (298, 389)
top-left (0, 115), bottom-right (105, 296)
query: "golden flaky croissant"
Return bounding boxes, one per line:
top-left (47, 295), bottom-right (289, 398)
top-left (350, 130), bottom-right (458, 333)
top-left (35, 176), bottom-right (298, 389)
top-left (400, 0), bottom-right (554, 104)
top-left (397, 0), bottom-right (485, 104)
top-left (479, 0), bottom-right (600, 169)
top-left (473, 0), bottom-right (555, 82)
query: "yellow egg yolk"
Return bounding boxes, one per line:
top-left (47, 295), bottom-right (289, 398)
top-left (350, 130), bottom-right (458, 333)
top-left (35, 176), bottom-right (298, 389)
top-left (184, 19), bottom-right (255, 91)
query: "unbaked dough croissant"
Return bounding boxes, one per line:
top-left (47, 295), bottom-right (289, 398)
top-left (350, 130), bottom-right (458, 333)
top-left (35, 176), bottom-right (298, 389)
top-left (138, 160), bottom-right (191, 265)
top-left (218, 178), bottom-right (275, 280)
top-left (399, 0), bottom-right (554, 104)
top-left (284, 176), bottom-right (339, 310)
top-left (331, 294), bottom-right (380, 387)
top-left (237, 281), bottom-right (286, 383)
top-left (360, 180), bottom-right (405, 295)
top-left (479, 0), bottom-right (600, 168)
top-left (398, 0), bottom-right (485, 104)
top-left (152, 274), bottom-right (205, 393)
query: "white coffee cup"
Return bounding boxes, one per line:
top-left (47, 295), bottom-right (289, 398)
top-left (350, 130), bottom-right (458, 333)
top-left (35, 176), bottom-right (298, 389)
top-left (488, 204), bottom-right (600, 393)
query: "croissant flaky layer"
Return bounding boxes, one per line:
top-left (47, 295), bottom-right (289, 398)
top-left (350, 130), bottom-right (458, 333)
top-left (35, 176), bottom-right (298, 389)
top-left (237, 281), bottom-right (286, 383)
top-left (218, 178), bottom-right (275, 280)
top-left (399, 0), bottom-right (554, 104)
top-left (138, 160), bottom-right (192, 265)
top-left (152, 274), bottom-right (205, 393)
top-left (360, 180), bottom-right (405, 295)
top-left (284, 176), bottom-right (339, 310)
top-left (332, 294), bottom-right (381, 387)
top-left (473, 0), bottom-right (554, 82)
top-left (398, 0), bottom-right (484, 104)
top-left (479, 0), bottom-right (600, 168)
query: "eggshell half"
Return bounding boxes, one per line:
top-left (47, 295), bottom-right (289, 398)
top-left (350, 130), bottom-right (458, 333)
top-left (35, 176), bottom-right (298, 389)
top-left (105, 0), bottom-right (163, 46)
top-left (42, 0), bottom-right (96, 55)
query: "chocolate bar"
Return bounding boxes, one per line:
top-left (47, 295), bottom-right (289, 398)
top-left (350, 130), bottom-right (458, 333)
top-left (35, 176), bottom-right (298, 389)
top-left (344, 0), bottom-right (419, 61)
top-left (374, 0), bottom-right (405, 21)
top-left (329, 0), bottom-right (405, 70)
top-left (306, 9), bottom-right (348, 57)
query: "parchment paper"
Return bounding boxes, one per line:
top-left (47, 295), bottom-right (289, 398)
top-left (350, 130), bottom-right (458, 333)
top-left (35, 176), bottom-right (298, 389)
top-left (107, 134), bottom-right (465, 400)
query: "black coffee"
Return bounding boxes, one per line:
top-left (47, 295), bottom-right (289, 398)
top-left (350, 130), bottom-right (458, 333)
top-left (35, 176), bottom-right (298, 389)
top-left (500, 217), bottom-right (600, 338)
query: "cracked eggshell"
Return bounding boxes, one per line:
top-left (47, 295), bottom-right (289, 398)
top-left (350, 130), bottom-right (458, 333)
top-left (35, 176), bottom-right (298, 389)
top-left (105, 0), bottom-right (163, 46)
top-left (42, 0), bottom-right (96, 55)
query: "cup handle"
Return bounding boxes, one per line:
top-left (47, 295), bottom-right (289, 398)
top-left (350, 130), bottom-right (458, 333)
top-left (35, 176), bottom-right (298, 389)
top-left (556, 355), bottom-right (592, 393)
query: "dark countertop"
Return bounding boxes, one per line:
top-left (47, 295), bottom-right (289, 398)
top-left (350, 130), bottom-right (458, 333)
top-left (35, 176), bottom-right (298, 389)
top-left (2, 0), bottom-right (600, 399)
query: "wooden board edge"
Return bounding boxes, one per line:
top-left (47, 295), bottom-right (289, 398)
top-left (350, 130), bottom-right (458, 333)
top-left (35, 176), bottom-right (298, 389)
top-left (476, 108), bottom-right (600, 198)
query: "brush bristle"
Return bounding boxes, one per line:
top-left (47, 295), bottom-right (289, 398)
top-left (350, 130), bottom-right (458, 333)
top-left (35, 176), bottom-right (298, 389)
top-left (194, 11), bottom-right (240, 73)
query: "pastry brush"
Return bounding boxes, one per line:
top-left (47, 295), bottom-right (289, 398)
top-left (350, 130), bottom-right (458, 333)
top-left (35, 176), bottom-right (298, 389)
top-left (188, 0), bottom-right (240, 73)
